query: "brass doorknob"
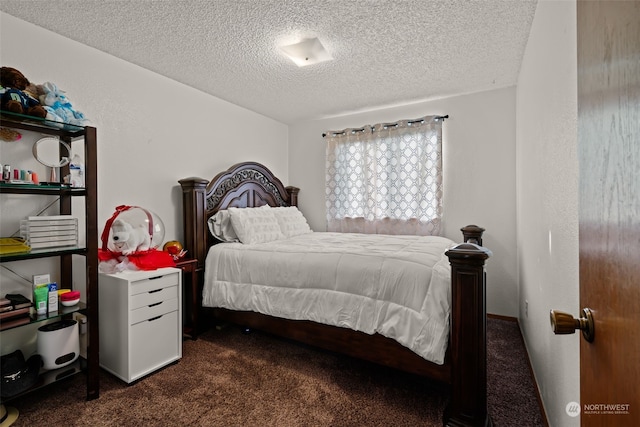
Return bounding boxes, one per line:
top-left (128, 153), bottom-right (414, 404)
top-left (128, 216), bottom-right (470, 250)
top-left (550, 308), bottom-right (595, 342)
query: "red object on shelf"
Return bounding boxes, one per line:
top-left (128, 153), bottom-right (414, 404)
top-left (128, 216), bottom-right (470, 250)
top-left (60, 291), bottom-right (81, 302)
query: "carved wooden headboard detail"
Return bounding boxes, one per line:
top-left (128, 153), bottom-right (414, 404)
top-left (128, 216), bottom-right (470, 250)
top-left (205, 161), bottom-right (298, 213)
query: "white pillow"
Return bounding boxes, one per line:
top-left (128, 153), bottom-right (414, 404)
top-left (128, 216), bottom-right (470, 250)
top-left (228, 207), bottom-right (284, 244)
top-left (207, 210), bottom-right (239, 242)
top-left (271, 206), bottom-right (312, 238)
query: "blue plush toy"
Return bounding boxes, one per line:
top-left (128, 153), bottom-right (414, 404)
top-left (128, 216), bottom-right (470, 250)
top-left (40, 82), bottom-right (89, 126)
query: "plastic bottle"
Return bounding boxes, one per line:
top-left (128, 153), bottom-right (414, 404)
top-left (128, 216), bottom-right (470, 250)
top-left (69, 154), bottom-right (84, 188)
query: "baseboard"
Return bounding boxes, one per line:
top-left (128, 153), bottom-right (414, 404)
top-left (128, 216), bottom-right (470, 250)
top-left (487, 313), bottom-right (517, 322)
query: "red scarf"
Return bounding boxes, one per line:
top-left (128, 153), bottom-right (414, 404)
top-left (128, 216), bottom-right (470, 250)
top-left (98, 248), bottom-right (176, 270)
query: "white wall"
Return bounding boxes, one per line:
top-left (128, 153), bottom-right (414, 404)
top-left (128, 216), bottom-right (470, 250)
top-left (516, 1), bottom-right (579, 426)
top-left (289, 87), bottom-right (518, 316)
top-left (0, 12), bottom-right (288, 352)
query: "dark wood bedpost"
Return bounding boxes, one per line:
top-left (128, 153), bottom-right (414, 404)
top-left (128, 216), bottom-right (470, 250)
top-left (286, 186), bottom-right (300, 207)
top-left (179, 177), bottom-right (208, 271)
top-left (444, 240), bottom-right (492, 427)
top-left (461, 224), bottom-right (485, 246)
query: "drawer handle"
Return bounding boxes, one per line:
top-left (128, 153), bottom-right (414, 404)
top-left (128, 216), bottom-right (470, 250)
top-left (148, 301), bottom-right (163, 308)
top-left (148, 315), bottom-right (163, 322)
top-left (148, 275), bottom-right (163, 280)
top-left (148, 289), bottom-right (162, 294)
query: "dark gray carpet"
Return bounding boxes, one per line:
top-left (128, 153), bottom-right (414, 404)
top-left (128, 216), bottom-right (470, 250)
top-left (7, 317), bottom-right (544, 426)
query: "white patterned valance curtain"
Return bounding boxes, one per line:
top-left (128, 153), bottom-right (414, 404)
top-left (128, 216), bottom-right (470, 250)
top-left (325, 116), bottom-right (443, 235)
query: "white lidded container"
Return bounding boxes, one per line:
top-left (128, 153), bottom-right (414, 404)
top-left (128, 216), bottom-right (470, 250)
top-left (37, 319), bottom-right (79, 370)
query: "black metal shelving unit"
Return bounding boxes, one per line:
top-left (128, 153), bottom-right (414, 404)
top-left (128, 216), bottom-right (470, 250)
top-left (0, 110), bottom-right (99, 401)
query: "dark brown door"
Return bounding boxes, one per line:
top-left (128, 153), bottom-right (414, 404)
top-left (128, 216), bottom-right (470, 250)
top-left (578, 1), bottom-right (640, 426)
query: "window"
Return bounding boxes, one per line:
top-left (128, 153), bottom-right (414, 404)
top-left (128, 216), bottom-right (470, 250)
top-left (325, 116), bottom-right (443, 235)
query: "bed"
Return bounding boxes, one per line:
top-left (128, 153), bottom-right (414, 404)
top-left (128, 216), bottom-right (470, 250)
top-left (180, 161), bottom-right (492, 427)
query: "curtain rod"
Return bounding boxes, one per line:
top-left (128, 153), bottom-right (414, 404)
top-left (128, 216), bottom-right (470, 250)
top-left (322, 115), bottom-right (448, 138)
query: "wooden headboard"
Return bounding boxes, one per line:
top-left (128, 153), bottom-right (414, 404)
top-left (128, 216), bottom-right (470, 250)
top-left (179, 161), bottom-right (300, 270)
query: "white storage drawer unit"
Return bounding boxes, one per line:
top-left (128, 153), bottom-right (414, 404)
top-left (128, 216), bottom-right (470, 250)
top-left (99, 267), bottom-right (182, 383)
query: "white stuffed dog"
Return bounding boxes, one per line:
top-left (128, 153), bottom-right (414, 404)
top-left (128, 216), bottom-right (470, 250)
top-left (110, 219), bottom-right (151, 255)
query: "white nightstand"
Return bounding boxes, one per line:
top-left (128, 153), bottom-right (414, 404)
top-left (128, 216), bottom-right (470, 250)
top-left (98, 267), bottom-right (182, 383)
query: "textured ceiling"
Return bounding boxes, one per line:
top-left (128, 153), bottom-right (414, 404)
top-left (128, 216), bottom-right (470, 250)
top-left (0, 0), bottom-right (538, 124)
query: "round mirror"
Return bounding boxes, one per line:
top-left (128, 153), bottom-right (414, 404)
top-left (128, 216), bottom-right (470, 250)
top-left (32, 137), bottom-right (71, 168)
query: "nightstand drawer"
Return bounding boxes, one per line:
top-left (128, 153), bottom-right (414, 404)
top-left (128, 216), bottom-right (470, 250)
top-left (130, 310), bottom-right (180, 382)
top-left (129, 272), bottom-right (180, 296)
top-left (130, 285), bottom-right (178, 310)
top-left (130, 297), bottom-right (178, 325)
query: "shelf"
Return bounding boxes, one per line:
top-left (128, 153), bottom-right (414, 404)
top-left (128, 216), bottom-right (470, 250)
top-left (0, 357), bottom-right (86, 404)
top-left (0, 182), bottom-right (87, 196)
top-left (0, 302), bottom-right (86, 332)
top-left (0, 246), bottom-right (87, 263)
top-left (0, 110), bottom-right (87, 139)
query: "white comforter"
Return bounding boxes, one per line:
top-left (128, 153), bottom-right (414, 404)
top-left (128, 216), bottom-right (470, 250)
top-left (202, 232), bottom-right (455, 364)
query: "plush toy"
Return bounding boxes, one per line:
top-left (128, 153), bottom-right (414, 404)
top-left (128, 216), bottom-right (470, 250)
top-left (110, 219), bottom-right (151, 255)
top-left (0, 67), bottom-right (47, 118)
top-left (98, 206), bottom-right (176, 273)
top-left (24, 82), bottom-right (46, 105)
top-left (39, 81), bottom-right (89, 126)
top-left (0, 127), bottom-right (22, 142)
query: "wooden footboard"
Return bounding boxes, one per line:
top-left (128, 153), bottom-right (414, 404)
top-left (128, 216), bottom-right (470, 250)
top-left (179, 162), bottom-right (491, 427)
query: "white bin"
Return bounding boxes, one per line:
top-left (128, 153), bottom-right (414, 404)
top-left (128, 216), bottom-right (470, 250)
top-left (37, 319), bottom-right (79, 370)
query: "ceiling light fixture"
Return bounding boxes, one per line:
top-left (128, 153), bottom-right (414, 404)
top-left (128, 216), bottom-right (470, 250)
top-left (279, 37), bottom-right (333, 67)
